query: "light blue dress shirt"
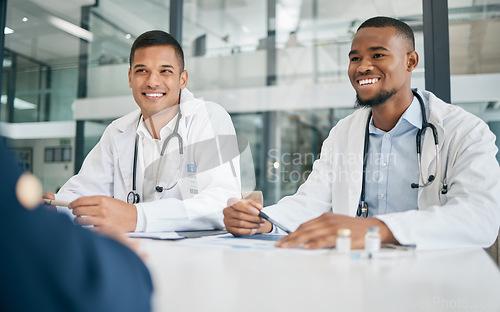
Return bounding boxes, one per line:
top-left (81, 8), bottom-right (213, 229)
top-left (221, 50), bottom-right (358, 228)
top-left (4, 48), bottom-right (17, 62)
top-left (364, 94), bottom-right (425, 217)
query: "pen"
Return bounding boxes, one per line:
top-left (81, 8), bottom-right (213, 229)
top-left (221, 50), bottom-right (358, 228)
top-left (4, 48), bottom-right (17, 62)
top-left (43, 199), bottom-right (70, 207)
top-left (258, 211), bottom-right (291, 234)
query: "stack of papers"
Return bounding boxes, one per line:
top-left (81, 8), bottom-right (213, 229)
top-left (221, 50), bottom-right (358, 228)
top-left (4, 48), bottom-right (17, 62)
top-left (127, 230), bottom-right (227, 240)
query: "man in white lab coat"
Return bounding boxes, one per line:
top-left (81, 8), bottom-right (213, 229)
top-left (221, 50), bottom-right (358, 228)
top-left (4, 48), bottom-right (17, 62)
top-left (223, 16), bottom-right (500, 250)
top-left (45, 30), bottom-right (241, 233)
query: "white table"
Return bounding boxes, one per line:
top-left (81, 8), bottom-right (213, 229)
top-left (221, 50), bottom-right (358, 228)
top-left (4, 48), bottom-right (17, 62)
top-left (140, 235), bottom-right (500, 312)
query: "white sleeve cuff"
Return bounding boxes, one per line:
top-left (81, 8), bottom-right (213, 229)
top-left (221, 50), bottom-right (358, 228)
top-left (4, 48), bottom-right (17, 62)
top-left (134, 204), bottom-right (146, 232)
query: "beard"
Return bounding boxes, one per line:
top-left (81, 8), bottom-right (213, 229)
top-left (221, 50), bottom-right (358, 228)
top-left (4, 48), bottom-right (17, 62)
top-left (355, 89), bottom-right (397, 108)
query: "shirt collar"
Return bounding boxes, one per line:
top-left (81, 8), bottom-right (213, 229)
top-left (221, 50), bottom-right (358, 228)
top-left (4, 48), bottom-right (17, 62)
top-left (401, 95), bottom-right (422, 130)
top-left (369, 95), bottom-right (422, 135)
top-left (136, 113), bottom-right (179, 141)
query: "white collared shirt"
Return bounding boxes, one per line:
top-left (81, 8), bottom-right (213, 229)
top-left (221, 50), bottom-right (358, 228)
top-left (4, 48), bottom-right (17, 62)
top-left (135, 113), bottom-right (181, 231)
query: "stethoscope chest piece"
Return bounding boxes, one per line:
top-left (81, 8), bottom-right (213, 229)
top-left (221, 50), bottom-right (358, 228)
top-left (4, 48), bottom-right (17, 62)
top-left (127, 191), bottom-right (140, 204)
top-left (357, 201), bottom-right (368, 218)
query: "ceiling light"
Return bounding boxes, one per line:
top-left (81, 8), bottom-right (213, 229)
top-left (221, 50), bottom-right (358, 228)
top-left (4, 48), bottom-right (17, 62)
top-left (47, 16), bottom-right (93, 42)
top-left (125, 33), bottom-right (131, 39)
top-left (4, 27), bottom-right (14, 34)
top-left (22, 17), bottom-right (28, 22)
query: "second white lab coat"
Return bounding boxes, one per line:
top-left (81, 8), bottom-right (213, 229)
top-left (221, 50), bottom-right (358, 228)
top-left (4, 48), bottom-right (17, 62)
top-left (264, 90), bottom-right (500, 249)
top-left (56, 89), bottom-right (241, 232)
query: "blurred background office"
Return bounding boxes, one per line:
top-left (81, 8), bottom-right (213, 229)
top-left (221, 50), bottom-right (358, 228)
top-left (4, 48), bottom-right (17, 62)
top-left (1, 0), bottom-right (499, 205)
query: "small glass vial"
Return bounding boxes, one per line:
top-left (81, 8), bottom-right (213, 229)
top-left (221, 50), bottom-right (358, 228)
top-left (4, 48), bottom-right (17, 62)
top-left (336, 228), bottom-right (351, 253)
top-left (364, 226), bottom-right (381, 253)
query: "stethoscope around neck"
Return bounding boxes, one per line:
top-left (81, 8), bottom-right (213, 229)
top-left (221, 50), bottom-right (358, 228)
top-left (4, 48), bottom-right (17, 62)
top-left (357, 90), bottom-right (439, 218)
top-left (127, 108), bottom-right (183, 204)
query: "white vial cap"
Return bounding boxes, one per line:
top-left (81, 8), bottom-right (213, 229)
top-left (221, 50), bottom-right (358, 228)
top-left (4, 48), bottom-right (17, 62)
top-left (337, 228), bottom-right (351, 237)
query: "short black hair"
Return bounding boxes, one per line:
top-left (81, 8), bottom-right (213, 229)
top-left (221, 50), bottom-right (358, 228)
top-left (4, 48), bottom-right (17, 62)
top-left (129, 30), bottom-right (185, 70)
top-left (358, 16), bottom-right (415, 51)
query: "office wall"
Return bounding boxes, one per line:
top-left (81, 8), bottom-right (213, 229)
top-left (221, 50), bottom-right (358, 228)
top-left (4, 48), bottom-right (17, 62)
top-left (6, 137), bottom-right (75, 193)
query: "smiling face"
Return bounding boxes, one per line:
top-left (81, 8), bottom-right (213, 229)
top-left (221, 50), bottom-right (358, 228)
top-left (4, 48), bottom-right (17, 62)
top-left (348, 26), bottom-right (418, 107)
top-left (128, 45), bottom-right (188, 119)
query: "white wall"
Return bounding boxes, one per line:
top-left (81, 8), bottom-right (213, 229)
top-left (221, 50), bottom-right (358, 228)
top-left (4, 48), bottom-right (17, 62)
top-left (6, 137), bottom-right (75, 193)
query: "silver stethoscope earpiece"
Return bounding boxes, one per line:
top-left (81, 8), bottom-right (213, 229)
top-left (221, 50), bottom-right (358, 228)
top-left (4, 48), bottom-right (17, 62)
top-left (357, 90), bottom-right (439, 218)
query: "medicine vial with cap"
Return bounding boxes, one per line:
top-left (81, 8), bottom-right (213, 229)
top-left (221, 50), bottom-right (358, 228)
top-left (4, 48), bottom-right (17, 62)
top-left (364, 226), bottom-right (381, 253)
top-left (336, 228), bottom-right (351, 253)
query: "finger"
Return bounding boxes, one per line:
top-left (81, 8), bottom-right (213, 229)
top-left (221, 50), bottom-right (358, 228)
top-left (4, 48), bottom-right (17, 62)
top-left (224, 207), bottom-right (263, 224)
top-left (228, 197), bottom-right (263, 210)
top-left (275, 232), bottom-right (300, 248)
top-left (229, 200), bottom-right (261, 216)
top-left (224, 217), bottom-right (263, 230)
top-left (303, 235), bottom-right (337, 250)
top-left (246, 200), bottom-right (263, 210)
top-left (43, 191), bottom-right (55, 200)
top-left (75, 216), bottom-right (100, 227)
top-left (277, 225), bottom-right (334, 249)
top-left (276, 213), bottom-right (336, 243)
top-left (72, 206), bottom-right (100, 217)
top-left (227, 197), bottom-right (241, 207)
top-left (69, 196), bottom-right (105, 209)
top-left (275, 224), bottom-right (309, 246)
top-left (226, 226), bottom-right (258, 237)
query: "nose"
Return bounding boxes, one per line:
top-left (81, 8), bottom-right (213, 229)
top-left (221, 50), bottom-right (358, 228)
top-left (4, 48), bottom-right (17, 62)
top-left (146, 71), bottom-right (160, 88)
top-left (357, 58), bottom-right (374, 74)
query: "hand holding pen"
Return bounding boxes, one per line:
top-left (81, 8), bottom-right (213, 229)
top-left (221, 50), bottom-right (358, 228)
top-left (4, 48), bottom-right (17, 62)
top-left (223, 198), bottom-right (274, 237)
top-left (42, 191), bottom-right (69, 211)
top-left (258, 211), bottom-right (291, 234)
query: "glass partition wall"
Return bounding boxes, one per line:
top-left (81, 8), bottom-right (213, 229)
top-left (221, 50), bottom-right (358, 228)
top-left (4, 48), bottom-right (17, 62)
top-left (2, 0), bottom-right (500, 203)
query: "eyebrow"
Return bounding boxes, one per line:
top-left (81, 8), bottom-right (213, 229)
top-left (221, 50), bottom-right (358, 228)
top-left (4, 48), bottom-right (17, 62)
top-left (348, 46), bottom-right (390, 56)
top-left (133, 64), bottom-right (176, 70)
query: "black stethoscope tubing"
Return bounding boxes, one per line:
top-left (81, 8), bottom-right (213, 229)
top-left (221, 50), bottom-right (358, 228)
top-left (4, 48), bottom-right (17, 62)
top-left (357, 90), bottom-right (439, 218)
top-left (127, 108), bottom-right (183, 204)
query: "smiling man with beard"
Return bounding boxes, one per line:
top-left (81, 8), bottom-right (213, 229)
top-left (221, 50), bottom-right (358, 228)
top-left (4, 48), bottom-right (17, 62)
top-left (223, 16), bottom-right (500, 250)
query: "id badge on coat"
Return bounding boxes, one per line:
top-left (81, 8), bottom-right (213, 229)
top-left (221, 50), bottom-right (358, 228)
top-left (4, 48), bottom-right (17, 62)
top-left (187, 164), bottom-right (198, 195)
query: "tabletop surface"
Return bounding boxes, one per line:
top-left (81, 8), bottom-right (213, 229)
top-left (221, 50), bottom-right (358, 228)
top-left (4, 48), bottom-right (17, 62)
top-left (138, 234), bottom-right (500, 312)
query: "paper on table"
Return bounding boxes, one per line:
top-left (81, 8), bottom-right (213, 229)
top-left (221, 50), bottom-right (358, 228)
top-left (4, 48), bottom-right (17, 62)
top-left (179, 234), bottom-right (281, 249)
top-left (127, 232), bottom-right (184, 240)
top-left (182, 234), bottom-right (329, 254)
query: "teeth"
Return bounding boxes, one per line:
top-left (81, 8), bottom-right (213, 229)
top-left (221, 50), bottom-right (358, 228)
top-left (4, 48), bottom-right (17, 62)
top-left (145, 93), bottom-right (164, 97)
top-left (359, 78), bottom-right (379, 86)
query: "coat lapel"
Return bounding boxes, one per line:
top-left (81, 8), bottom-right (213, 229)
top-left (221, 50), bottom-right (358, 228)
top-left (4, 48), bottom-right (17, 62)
top-left (420, 91), bottom-right (448, 184)
top-left (347, 108), bottom-right (371, 217)
top-left (113, 110), bottom-right (141, 193)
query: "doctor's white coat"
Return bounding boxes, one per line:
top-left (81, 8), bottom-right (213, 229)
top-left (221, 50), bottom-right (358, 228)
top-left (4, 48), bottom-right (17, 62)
top-left (264, 90), bottom-right (500, 249)
top-left (56, 89), bottom-right (241, 232)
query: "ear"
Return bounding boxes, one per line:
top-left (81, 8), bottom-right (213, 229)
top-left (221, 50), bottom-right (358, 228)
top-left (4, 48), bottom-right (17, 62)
top-left (128, 68), bottom-right (132, 88)
top-left (180, 70), bottom-right (188, 89)
top-left (407, 51), bottom-right (419, 72)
